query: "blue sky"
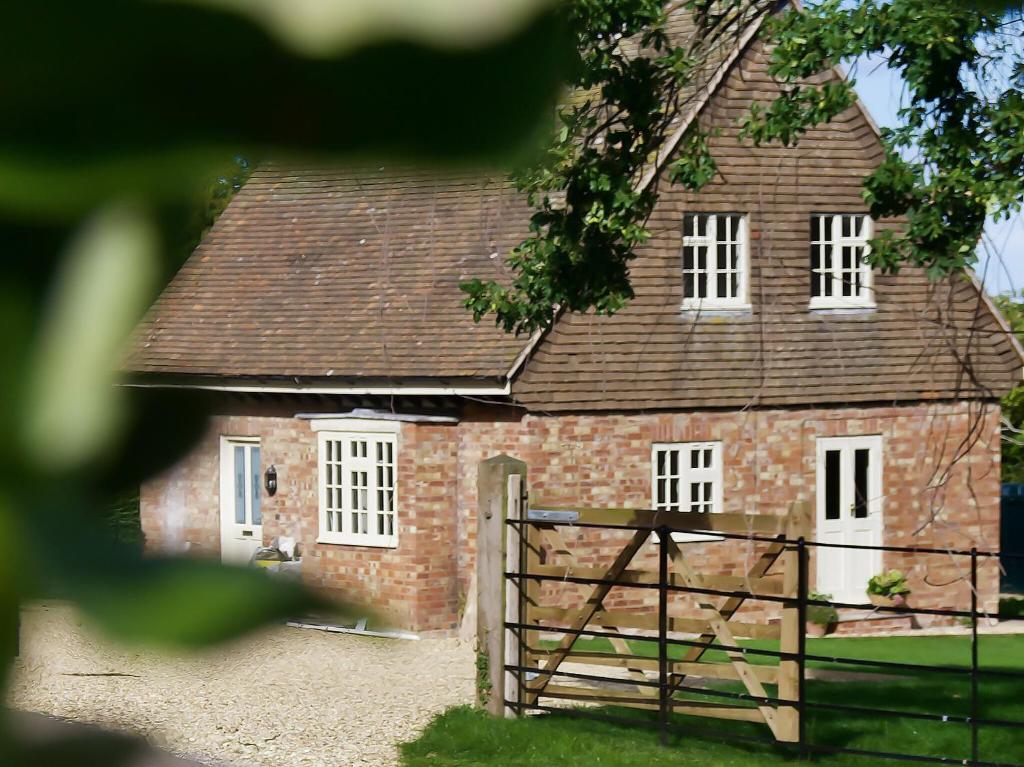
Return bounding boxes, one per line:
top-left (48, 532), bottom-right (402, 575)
top-left (850, 55), bottom-right (1024, 296)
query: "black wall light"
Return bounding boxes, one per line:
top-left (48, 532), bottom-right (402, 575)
top-left (265, 465), bottom-right (278, 496)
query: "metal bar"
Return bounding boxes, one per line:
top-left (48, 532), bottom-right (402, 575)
top-left (504, 518), bottom-right (1024, 561)
top-left (508, 701), bottom-right (1024, 767)
top-left (666, 680), bottom-right (1024, 729)
top-left (503, 620), bottom-right (1024, 680)
top-left (514, 702), bottom-right (782, 747)
top-left (797, 536), bottom-right (808, 758)
top-left (658, 525), bottom-right (670, 747)
top-left (517, 513), bottom-right (527, 717)
top-left (972, 547), bottom-right (980, 767)
top-left (504, 570), bottom-right (978, 618)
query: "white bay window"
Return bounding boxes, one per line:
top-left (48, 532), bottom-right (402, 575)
top-left (318, 429), bottom-right (398, 547)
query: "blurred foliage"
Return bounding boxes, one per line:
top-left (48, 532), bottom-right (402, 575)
top-left (183, 155), bottom-right (255, 262)
top-left (743, 0), bottom-right (1024, 280)
top-left (104, 491), bottom-right (143, 548)
top-left (0, 0), bottom-right (571, 761)
top-left (992, 292), bottom-right (1024, 482)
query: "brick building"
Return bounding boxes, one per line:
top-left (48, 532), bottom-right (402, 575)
top-left (128, 11), bottom-right (1023, 633)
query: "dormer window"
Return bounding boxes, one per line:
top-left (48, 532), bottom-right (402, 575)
top-left (681, 213), bottom-right (750, 310)
top-left (809, 214), bottom-right (874, 309)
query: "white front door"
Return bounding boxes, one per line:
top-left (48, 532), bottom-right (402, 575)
top-left (815, 435), bottom-right (883, 603)
top-left (219, 438), bottom-right (263, 564)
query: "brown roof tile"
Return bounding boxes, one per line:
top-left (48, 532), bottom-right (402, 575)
top-left (510, 39), bottom-right (1023, 411)
top-left (128, 166), bottom-right (533, 382)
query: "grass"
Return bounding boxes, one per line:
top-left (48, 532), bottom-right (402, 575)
top-left (401, 634), bottom-right (1024, 767)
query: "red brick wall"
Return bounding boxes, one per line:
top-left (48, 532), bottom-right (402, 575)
top-left (456, 400), bottom-right (1002, 626)
top-left (141, 399), bottom-right (1001, 633)
top-left (141, 415), bottom-right (461, 632)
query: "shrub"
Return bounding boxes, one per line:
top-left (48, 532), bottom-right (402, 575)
top-left (867, 570), bottom-right (911, 599)
top-left (807, 592), bottom-right (839, 625)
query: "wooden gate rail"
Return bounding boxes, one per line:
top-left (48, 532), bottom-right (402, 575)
top-left (475, 457), bottom-right (811, 744)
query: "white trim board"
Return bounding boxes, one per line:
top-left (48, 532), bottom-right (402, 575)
top-left (122, 380), bottom-right (511, 396)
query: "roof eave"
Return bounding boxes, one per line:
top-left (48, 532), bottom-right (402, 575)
top-left (121, 372), bottom-right (513, 397)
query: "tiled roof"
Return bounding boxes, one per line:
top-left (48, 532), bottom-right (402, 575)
top-left (510, 39), bottom-right (1024, 411)
top-left (128, 167), bottom-right (533, 382)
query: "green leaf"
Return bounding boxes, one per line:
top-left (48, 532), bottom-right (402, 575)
top-left (21, 204), bottom-right (159, 472)
top-left (72, 558), bottom-right (341, 648)
top-left (0, 1), bottom-right (573, 219)
top-left (188, 0), bottom-right (558, 55)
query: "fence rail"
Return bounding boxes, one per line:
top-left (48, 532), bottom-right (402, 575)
top-left (475, 476), bottom-right (1024, 766)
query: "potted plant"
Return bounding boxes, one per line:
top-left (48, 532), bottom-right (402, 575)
top-left (866, 570), bottom-right (911, 607)
top-left (806, 592), bottom-right (839, 637)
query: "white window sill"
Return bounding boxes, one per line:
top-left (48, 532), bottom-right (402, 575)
top-left (317, 535), bottom-right (398, 549)
top-left (808, 300), bottom-right (876, 312)
top-left (680, 302), bottom-right (752, 314)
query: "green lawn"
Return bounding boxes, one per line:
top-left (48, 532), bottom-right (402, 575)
top-left (401, 634), bottom-right (1024, 767)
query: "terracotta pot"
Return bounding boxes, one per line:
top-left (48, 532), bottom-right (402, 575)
top-left (869, 593), bottom-right (908, 608)
top-left (806, 621), bottom-right (833, 637)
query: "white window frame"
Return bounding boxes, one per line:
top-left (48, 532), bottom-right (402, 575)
top-left (809, 214), bottom-right (875, 309)
top-left (681, 213), bottom-right (751, 311)
top-left (315, 420), bottom-right (400, 548)
top-left (651, 442), bottom-right (725, 543)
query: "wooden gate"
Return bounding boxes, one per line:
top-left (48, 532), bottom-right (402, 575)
top-left (475, 455), bottom-right (812, 744)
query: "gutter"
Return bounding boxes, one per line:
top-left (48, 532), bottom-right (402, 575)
top-left (121, 379), bottom-right (512, 396)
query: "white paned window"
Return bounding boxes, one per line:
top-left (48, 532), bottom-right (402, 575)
top-left (652, 442), bottom-right (723, 515)
top-left (810, 214), bottom-right (874, 308)
top-left (318, 431), bottom-right (397, 547)
top-left (681, 213), bottom-right (749, 310)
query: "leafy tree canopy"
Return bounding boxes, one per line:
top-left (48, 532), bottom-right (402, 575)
top-left (465, 0), bottom-right (1024, 333)
top-left (992, 292), bottom-right (1024, 481)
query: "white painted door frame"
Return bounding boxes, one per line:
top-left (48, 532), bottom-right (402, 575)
top-left (219, 436), bottom-right (263, 564)
top-left (814, 435), bottom-right (884, 603)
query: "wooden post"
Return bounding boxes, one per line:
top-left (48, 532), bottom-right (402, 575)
top-left (777, 499), bottom-right (812, 743)
top-left (476, 454), bottom-right (527, 717)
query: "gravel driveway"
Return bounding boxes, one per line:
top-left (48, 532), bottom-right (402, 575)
top-left (8, 603), bottom-right (475, 767)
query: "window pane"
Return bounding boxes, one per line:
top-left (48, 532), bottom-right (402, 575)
top-left (822, 244), bottom-right (834, 296)
top-left (234, 446), bottom-right (246, 524)
top-left (854, 448), bottom-right (869, 519)
top-left (810, 244), bottom-right (822, 298)
top-left (683, 273), bottom-right (694, 299)
top-left (824, 450), bottom-right (841, 521)
top-left (250, 446), bottom-right (262, 525)
top-left (683, 215), bottom-right (695, 238)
